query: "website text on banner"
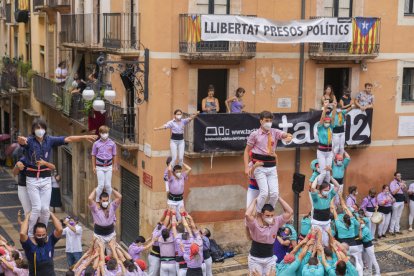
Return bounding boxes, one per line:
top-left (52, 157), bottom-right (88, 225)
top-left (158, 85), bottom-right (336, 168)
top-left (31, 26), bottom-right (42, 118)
top-left (201, 15), bottom-right (353, 43)
top-left (193, 109), bottom-right (372, 153)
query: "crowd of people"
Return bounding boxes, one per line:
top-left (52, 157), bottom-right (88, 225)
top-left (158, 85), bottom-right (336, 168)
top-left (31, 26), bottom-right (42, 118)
top-left (0, 81), bottom-right (410, 276)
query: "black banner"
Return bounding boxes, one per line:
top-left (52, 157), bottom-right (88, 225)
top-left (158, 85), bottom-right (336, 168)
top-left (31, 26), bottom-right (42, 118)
top-left (193, 109), bottom-right (372, 153)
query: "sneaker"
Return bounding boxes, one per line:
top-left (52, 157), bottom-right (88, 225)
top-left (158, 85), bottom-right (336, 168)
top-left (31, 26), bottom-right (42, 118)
top-left (396, 231), bottom-right (403, 235)
top-left (409, 227), bottom-right (413, 232)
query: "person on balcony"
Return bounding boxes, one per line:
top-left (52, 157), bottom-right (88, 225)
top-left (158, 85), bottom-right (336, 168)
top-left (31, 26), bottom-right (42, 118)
top-left (17, 119), bottom-right (97, 238)
top-left (339, 87), bottom-right (354, 109)
top-left (320, 85), bottom-right (337, 109)
top-left (92, 125), bottom-right (117, 202)
top-left (225, 87), bottom-right (246, 113)
top-left (244, 111), bottom-right (292, 213)
top-left (154, 109), bottom-right (198, 166)
top-left (70, 75), bottom-right (87, 119)
top-left (355, 83), bottom-right (374, 111)
top-left (201, 85), bottom-right (220, 113)
top-left (55, 61), bottom-right (68, 85)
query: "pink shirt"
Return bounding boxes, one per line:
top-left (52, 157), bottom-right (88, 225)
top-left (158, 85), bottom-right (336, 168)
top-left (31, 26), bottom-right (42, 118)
top-left (390, 179), bottom-right (404, 195)
top-left (164, 118), bottom-right (190, 134)
top-left (13, 267), bottom-right (29, 276)
top-left (246, 128), bottom-right (285, 155)
top-left (104, 264), bottom-right (122, 276)
top-left (91, 138), bottom-right (116, 160)
top-left (2, 261), bottom-right (16, 276)
top-left (89, 201), bottom-right (120, 226)
top-left (183, 234), bottom-right (204, 269)
top-left (377, 192), bottom-right (393, 207)
top-left (128, 243), bottom-right (144, 261)
top-left (158, 236), bottom-right (175, 263)
top-left (168, 172), bottom-right (188, 195)
top-left (245, 215), bottom-right (287, 244)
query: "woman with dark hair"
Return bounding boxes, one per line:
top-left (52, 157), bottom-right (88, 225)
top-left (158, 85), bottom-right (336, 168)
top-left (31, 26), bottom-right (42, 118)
top-left (377, 184), bottom-right (395, 239)
top-left (158, 228), bottom-right (176, 275)
top-left (320, 85), bottom-right (337, 107)
top-left (360, 188), bottom-right (379, 237)
top-left (201, 85), bottom-right (220, 113)
top-left (225, 87), bottom-right (246, 113)
top-left (50, 173), bottom-right (62, 212)
top-left (154, 109), bottom-right (198, 166)
top-left (345, 186), bottom-right (359, 212)
top-left (55, 61), bottom-right (68, 85)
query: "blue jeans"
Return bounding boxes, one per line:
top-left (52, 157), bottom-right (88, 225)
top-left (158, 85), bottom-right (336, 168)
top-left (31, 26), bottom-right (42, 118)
top-left (67, 252), bottom-right (83, 267)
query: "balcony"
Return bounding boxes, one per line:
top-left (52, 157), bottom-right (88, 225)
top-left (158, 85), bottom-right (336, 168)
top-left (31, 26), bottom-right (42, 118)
top-left (103, 13), bottom-right (139, 55)
top-left (33, 0), bottom-right (70, 14)
top-left (60, 14), bottom-right (102, 50)
top-left (105, 103), bottom-right (138, 148)
top-left (33, 75), bottom-right (66, 110)
top-left (179, 14), bottom-right (256, 61)
top-left (309, 17), bottom-right (381, 61)
top-left (5, 3), bottom-right (11, 23)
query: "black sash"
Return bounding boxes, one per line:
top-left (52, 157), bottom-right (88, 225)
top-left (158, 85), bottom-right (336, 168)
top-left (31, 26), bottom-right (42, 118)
top-left (96, 157), bottom-right (113, 167)
top-left (410, 194), bottom-right (414, 201)
top-left (150, 245), bottom-right (160, 257)
top-left (186, 267), bottom-right (203, 276)
top-left (318, 144), bottom-right (332, 152)
top-left (160, 256), bottom-right (175, 262)
top-left (29, 259), bottom-right (55, 276)
top-left (337, 237), bottom-right (357, 246)
top-left (251, 153), bottom-right (276, 167)
top-left (203, 249), bottom-right (211, 260)
top-left (334, 178), bottom-right (343, 185)
top-left (175, 255), bottom-right (187, 269)
top-left (250, 240), bottom-right (273, 258)
top-left (168, 193), bottom-right (184, 201)
top-left (333, 125), bottom-right (345, 133)
top-left (378, 206), bottom-right (392, 214)
top-left (313, 208), bottom-right (331, 222)
top-left (94, 224), bottom-right (115, 236)
top-left (366, 207), bottom-right (375, 212)
top-left (25, 165), bottom-right (52, 178)
top-left (363, 240), bottom-right (373, 248)
top-left (171, 133), bottom-right (184, 140)
top-left (393, 193), bottom-right (405, 202)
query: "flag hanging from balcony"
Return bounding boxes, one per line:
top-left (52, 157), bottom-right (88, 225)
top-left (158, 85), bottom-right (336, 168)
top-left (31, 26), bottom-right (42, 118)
top-left (186, 15), bottom-right (201, 43)
top-left (350, 17), bottom-right (380, 54)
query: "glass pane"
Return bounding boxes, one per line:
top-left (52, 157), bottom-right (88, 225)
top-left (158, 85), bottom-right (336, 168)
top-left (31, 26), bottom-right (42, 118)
top-left (324, 7), bottom-right (334, 17)
top-left (214, 5), bottom-right (227, 15)
top-left (405, 0), bottom-right (410, 13)
top-left (324, 0), bottom-right (334, 8)
top-left (338, 8), bottom-right (351, 17)
top-left (339, 0), bottom-right (350, 9)
top-left (215, 0), bottom-right (227, 4)
top-left (197, 0), bottom-right (209, 4)
top-left (197, 4), bottom-right (209, 14)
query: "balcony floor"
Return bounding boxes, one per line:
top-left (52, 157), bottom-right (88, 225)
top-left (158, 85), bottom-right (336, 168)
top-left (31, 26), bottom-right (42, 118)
top-left (309, 53), bottom-right (379, 61)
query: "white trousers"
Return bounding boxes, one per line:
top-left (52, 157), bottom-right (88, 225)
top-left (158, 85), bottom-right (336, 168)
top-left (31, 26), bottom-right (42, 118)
top-left (409, 200), bottom-right (414, 227)
top-left (148, 254), bottom-right (160, 276)
top-left (202, 257), bottom-right (213, 276)
top-left (364, 245), bottom-right (380, 276)
top-left (170, 139), bottom-right (185, 166)
top-left (246, 188), bottom-right (260, 209)
top-left (316, 150), bottom-right (333, 185)
top-left (378, 213), bottom-right (391, 236)
top-left (248, 254), bottom-right (276, 276)
top-left (26, 177), bottom-right (52, 237)
top-left (389, 201), bottom-right (404, 233)
top-left (254, 166), bottom-right (279, 213)
top-left (311, 219), bottom-right (330, 246)
top-left (96, 165), bottom-right (113, 202)
top-left (167, 199), bottom-right (184, 221)
top-left (332, 132), bottom-right (345, 155)
top-left (160, 262), bottom-right (176, 276)
top-left (18, 185), bottom-right (32, 215)
top-left (364, 211), bottom-right (378, 238)
top-left (349, 245), bottom-right (363, 276)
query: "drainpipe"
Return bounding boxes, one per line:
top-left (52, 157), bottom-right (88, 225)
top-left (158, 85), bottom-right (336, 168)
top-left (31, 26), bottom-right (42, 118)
top-left (294, 0), bottom-right (305, 232)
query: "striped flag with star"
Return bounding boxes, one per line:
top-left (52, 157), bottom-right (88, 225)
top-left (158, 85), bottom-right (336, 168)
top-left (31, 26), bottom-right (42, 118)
top-left (350, 17), bottom-right (380, 54)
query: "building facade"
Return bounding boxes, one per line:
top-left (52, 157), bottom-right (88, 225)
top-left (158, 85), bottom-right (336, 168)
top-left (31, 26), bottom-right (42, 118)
top-left (1, 0), bottom-right (414, 250)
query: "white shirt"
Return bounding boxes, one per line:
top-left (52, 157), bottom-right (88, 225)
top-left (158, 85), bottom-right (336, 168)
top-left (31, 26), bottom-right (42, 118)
top-left (63, 225), bottom-right (83, 253)
top-left (51, 176), bottom-right (60, 188)
top-left (55, 67), bottom-right (68, 83)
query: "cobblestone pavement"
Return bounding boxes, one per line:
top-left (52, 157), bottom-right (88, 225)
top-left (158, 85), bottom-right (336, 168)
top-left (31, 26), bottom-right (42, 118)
top-left (1, 170), bottom-right (414, 275)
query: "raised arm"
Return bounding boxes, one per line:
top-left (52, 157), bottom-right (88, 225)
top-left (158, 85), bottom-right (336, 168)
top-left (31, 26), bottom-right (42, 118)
top-left (64, 135), bottom-right (97, 143)
top-left (183, 163), bottom-right (192, 175)
top-left (244, 145), bottom-right (253, 176)
top-left (245, 198), bottom-right (257, 223)
top-left (19, 212), bottom-right (30, 242)
top-left (330, 102), bottom-right (337, 126)
top-left (330, 199), bottom-right (338, 220)
top-left (311, 178), bottom-right (318, 192)
top-left (88, 188), bottom-right (97, 206)
top-left (320, 101), bottom-right (328, 124)
top-left (112, 188), bottom-right (122, 205)
top-left (278, 197), bottom-right (293, 221)
top-left (51, 212), bottom-right (63, 238)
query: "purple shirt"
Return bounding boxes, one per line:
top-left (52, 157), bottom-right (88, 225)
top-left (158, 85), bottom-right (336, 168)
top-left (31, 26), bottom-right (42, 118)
top-left (163, 167), bottom-right (169, 181)
top-left (245, 215), bottom-right (288, 244)
top-left (3, 261), bottom-right (16, 276)
top-left (246, 128), bottom-right (285, 155)
top-left (230, 100), bottom-right (243, 113)
top-left (89, 201), bottom-right (119, 226)
top-left (92, 138), bottom-right (116, 160)
top-left (164, 118), bottom-right (190, 134)
top-left (183, 234), bottom-right (204, 269)
top-left (377, 192), bottom-right (393, 207)
top-left (390, 179), bottom-right (404, 195)
top-left (168, 172), bottom-right (188, 195)
top-left (346, 195), bottom-right (357, 209)
top-left (12, 267), bottom-right (29, 276)
top-left (175, 233), bottom-right (184, 256)
top-left (104, 264), bottom-right (122, 276)
top-left (158, 236), bottom-right (175, 261)
top-left (152, 225), bottom-right (165, 247)
top-left (360, 196), bottom-right (378, 211)
top-left (128, 243), bottom-right (144, 261)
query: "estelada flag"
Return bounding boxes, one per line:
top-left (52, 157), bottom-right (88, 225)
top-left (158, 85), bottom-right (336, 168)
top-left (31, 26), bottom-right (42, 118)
top-left (350, 17), bottom-right (380, 54)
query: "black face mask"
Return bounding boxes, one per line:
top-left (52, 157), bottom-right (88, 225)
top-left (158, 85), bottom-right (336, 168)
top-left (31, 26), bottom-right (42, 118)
top-left (35, 237), bottom-right (47, 247)
top-left (370, 195), bottom-right (376, 198)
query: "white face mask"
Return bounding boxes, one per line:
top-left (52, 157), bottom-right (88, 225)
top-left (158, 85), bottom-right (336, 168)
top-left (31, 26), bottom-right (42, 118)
top-left (263, 217), bottom-right (274, 225)
top-left (175, 172), bottom-right (182, 179)
top-left (175, 115), bottom-right (182, 120)
top-left (355, 191), bottom-right (358, 196)
top-left (100, 133), bottom-right (109, 140)
top-left (324, 123), bottom-right (331, 128)
top-left (321, 191), bottom-right (329, 197)
top-left (336, 161), bottom-right (343, 166)
top-left (101, 201), bottom-right (109, 208)
top-left (361, 224), bottom-right (365, 228)
top-left (262, 122), bottom-right (272, 130)
top-left (35, 129), bottom-right (46, 138)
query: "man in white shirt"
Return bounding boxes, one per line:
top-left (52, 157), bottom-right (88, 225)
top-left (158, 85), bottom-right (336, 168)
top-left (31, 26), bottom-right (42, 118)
top-left (55, 61), bottom-right (68, 85)
top-left (62, 216), bottom-right (83, 267)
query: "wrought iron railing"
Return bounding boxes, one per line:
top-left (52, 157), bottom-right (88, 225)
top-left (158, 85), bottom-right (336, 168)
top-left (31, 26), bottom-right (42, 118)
top-left (308, 17), bottom-right (381, 58)
top-left (103, 13), bottom-right (139, 50)
top-left (105, 103), bottom-right (136, 144)
top-left (178, 14), bottom-right (256, 57)
top-left (33, 0), bottom-right (44, 8)
top-left (5, 3), bottom-right (11, 23)
top-left (33, 75), bottom-right (65, 110)
top-left (47, 0), bottom-right (70, 6)
top-left (60, 13), bottom-right (100, 47)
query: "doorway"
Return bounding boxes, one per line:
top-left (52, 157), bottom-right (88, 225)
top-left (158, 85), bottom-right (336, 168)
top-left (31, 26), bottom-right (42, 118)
top-left (324, 68), bottom-right (350, 102)
top-left (121, 167), bottom-right (140, 245)
top-left (197, 69), bottom-right (228, 113)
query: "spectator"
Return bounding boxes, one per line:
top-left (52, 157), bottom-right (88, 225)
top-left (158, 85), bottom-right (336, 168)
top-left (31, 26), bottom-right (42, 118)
top-left (225, 87), bottom-right (246, 113)
top-left (320, 85), bottom-right (337, 108)
top-left (389, 172), bottom-right (406, 235)
top-left (408, 182), bottom-right (414, 232)
top-left (355, 83), bottom-right (374, 111)
top-left (19, 212), bottom-right (63, 275)
top-left (201, 85), bottom-right (220, 113)
top-left (62, 216), bottom-right (83, 267)
top-left (50, 173), bottom-right (62, 213)
top-left (339, 87), bottom-right (354, 109)
top-left (377, 185), bottom-right (394, 239)
top-left (55, 61), bottom-right (68, 85)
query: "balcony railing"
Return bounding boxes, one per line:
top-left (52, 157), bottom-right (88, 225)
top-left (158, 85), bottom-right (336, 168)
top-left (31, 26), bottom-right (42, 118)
top-left (5, 3), bottom-right (11, 23)
top-left (309, 17), bottom-right (381, 61)
top-left (105, 103), bottom-right (136, 144)
top-left (179, 14), bottom-right (256, 61)
top-left (0, 2), bottom-right (5, 19)
top-left (103, 13), bottom-right (139, 52)
top-left (60, 14), bottom-right (101, 48)
top-left (34, 0), bottom-right (70, 9)
top-left (33, 75), bottom-right (65, 110)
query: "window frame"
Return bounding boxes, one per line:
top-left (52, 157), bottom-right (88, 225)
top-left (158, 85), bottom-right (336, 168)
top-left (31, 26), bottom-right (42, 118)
top-left (197, 0), bottom-right (231, 15)
top-left (405, 0), bottom-right (414, 15)
top-left (324, 0), bottom-right (353, 17)
top-left (402, 67), bottom-right (414, 103)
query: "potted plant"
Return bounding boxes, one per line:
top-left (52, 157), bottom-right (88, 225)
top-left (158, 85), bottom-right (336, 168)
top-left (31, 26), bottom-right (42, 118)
top-left (52, 93), bottom-right (63, 110)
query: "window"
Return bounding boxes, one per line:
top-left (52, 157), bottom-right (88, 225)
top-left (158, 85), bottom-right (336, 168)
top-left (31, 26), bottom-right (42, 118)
top-left (402, 68), bottom-right (414, 102)
top-left (405, 0), bottom-right (414, 14)
top-left (324, 0), bottom-right (353, 17)
top-left (197, 0), bottom-right (230, 15)
top-left (397, 158), bottom-right (414, 181)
